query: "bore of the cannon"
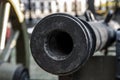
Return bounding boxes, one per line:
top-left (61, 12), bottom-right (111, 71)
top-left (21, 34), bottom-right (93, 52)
top-left (46, 30), bottom-right (73, 60)
top-left (30, 13), bottom-right (116, 75)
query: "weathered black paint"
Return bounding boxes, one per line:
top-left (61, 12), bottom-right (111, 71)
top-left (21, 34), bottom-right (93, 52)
top-left (30, 13), bottom-right (116, 75)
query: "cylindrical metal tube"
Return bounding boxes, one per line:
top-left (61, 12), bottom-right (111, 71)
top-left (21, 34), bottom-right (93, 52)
top-left (30, 13), bottom-right (116, 75)
top-left (89, 21), bottom-right (116, 51)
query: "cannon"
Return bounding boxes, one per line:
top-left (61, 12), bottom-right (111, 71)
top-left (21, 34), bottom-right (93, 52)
top-left (30, 12), bottom-right (119, 76)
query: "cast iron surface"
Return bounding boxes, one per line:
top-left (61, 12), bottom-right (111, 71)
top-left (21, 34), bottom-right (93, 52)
top-left (31, 13), bottom-right (93, 75)
top-left (30, 13), bottom-right (116, 75)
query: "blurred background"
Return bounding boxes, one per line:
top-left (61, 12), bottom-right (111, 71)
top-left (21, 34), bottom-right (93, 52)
top-left (0, 0), bottom-right (120, 80)
top-left (20, 0), bottom-right (120, 34)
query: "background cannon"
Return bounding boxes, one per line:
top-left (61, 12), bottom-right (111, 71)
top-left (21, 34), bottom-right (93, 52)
top-left (30, 13), bottom-right (119, 76)
top-left (0, 62), bottom-right (29, 80)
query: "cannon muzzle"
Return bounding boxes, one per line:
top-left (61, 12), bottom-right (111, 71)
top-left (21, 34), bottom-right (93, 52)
top-left (30, 13), bottom-right (116, 75)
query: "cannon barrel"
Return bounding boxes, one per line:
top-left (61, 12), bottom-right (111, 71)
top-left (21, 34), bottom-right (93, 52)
top-left (30, 13), bottom-right (116, 75)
